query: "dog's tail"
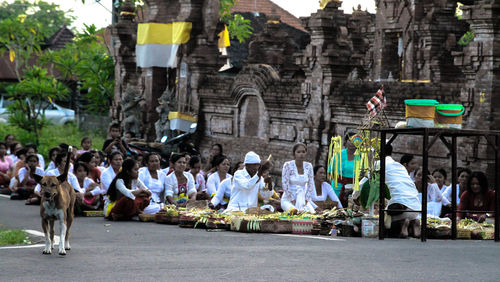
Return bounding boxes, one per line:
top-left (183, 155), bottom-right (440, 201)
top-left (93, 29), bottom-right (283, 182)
top-left (56, 146), bottom-right (73, 184)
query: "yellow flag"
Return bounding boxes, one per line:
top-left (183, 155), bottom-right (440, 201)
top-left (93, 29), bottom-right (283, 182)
top-left (218, 25), bottom-right (230, 48)
top-left (320, 0), bottom-right (337, 9)
top-left (9, 50), bottom-right (15, 62)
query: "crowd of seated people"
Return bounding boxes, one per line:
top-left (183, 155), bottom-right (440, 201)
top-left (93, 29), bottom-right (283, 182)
top-left (1, 127), bottom-right (495, 232)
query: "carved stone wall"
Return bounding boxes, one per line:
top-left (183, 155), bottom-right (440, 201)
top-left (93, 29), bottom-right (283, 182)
top-left (373, 0), bottom-right (468, 82)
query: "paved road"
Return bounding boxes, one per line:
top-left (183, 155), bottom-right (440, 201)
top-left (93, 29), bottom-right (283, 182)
top-left (1, 195), bottom-right (499, 282)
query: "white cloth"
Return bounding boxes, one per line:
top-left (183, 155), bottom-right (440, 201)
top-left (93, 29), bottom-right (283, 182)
top-left (139, 168), bottom-right (167, 215)
top-left (190, 171), bottom-right (206, 192)
top-left (442, 184), bottom-right (461, 205)
top-left (211, 177), bottom-right (232, 207)
top-left (165, 171), bottom-right (196, 198)
top-left (281, 160), bottom-right (315, 212)
top-left (36, 153), bottom-right (45, 170)
top-left (244, 151), bottom-right (261, 164)
top-left (206, 172), bottom-right (231, 196)
top-left (417, 183), bottom-right (449, 217)
top-left (311, 182), bottom-right (343, 209)
top-left (45, 161), bottom-right (56, 173)
top-left (99, 166), bottom-right (118, 195)
top-left (45, 169), bottom-right (84, 193)
top-left (19, 167), bottom-right (44, 193)
top-left (80, 177), bottom-right (99, 194)
top-left (438, 184), bottom-right (449, 194)
top-left (385, 156), bottom-right (421, 211)
top-left (226, 168), bottom-right (273, 212)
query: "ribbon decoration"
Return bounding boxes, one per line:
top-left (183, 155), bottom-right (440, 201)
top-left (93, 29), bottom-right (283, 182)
top-left (351, 134), bottom-right (369, 191)
top-left (327, 136), bottom-right (342, 188)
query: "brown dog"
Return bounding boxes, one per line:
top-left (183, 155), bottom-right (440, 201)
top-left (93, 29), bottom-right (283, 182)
top-left (34, 148), bottom-right (75, 255)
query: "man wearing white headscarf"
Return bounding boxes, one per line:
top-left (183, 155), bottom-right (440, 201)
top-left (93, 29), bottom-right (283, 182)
top-left (226, 151), bottom-right (273, 212)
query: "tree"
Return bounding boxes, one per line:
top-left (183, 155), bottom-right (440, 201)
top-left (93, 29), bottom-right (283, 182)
top-left (0, 0), bottom-right (75, 38)
top-left (5, 66), bottom-right (69, 144)
top-left (42, 24), bottom-right (114, 114)
top-left (219, 0), bottom-right (253, 43)
top-left (0, 1), bottom-right (74, 144)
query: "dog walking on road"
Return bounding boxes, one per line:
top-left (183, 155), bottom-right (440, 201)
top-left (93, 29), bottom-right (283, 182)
top-left (34, 147), bottom-right (75, 255)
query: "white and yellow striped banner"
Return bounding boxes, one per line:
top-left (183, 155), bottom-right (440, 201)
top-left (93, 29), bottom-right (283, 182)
top-left (136, 22), bottom-right (192, 68)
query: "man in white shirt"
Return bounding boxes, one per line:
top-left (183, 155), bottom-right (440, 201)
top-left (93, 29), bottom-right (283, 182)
top-left (226, 152), bottom-right (273, 212)
top-left (384, 145), bottom-right (421, 238)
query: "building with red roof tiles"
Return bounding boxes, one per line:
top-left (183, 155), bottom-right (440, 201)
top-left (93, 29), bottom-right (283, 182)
top-left (231, 0), bottom-right (307, 32)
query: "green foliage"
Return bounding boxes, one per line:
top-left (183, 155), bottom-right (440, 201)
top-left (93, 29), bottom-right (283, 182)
top-left (459, 29), bottom-right (475, 46)
top-left (4, 66), bottom-right (69, 145)
top-left (0, 229), bottom-right (30, 246)
top-left (227, 14), bottom-right (253, 43)
top-left (0, 0), bottom-right (74, 38)
top-left (42, 24), bottom-right (114, 114)
top-left (0, 123), bottom-right (106, 159)
top-left (219, 0), bottom-right (253, 43)
top-left (0, 15), bottom-right (46, 80)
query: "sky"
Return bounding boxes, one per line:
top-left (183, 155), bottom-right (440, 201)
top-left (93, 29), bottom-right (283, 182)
top-left (5, 0), bottom-right (377, 31)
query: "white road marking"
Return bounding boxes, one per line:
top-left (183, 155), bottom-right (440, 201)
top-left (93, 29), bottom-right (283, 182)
top-left (0, 230), bottom-right (61, 250)
top-left (0, 244), bottom-right (45, 250)
top-left (271, 234), bottom-right (345, 241)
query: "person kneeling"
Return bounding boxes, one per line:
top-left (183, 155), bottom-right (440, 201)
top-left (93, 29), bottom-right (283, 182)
top-left (226, 151), bottom-right (273, 213)
top-left (106, 159), bottom-right (151, 221)
top-left (384, 145), bottom-right (421, 238)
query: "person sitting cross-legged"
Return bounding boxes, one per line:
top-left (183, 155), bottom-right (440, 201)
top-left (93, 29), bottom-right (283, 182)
top-left (106, 159), bottom-right (151, 220)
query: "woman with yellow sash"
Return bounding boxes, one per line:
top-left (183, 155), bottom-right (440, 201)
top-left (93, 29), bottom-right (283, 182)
top-left (165, 153), bottom-right (197, 206)
top-left (106, 159), bottom-right (152, 221)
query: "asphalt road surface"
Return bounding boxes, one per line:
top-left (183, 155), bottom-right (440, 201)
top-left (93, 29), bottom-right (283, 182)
top-left (1, 195), bottom-right (499, 282)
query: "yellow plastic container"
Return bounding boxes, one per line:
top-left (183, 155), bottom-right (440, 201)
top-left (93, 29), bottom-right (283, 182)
top-left (435, 104), bottom-right (464, 129)
top-left (405, 99), bottom-right (439, 128)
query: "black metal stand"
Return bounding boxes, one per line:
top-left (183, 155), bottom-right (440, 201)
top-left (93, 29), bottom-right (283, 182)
top-left (376, 128), bottom-right (500, 242)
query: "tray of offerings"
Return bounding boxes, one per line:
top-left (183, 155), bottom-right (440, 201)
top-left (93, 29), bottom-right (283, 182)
top-left (138, 213), bottom-right (156, 222)
top-left (179, 215), bottom-right (197, 228)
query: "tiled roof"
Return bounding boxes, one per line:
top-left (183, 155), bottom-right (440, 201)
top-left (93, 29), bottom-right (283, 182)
top-left (231, 0), bottom-right (306, 32)
top-left (1, 27), bottom-right (75, 81)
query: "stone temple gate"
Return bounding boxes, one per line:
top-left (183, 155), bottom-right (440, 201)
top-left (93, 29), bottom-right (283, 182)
top-left (112, 0), bottom-right (500, 178)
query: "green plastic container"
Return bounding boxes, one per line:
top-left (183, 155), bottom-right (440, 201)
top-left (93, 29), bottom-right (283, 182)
top-left (435, 104), bottom-right (464, 129)
top-left (405, 99), bottom-right (439, 128)
top-left (404, 99), bottom-right (439, 106)
top-left (435, 104), bottom-right (464, 116)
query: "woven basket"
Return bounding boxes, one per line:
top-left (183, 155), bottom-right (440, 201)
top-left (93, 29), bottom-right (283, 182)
top-left (427, 226), bottom-right (451, 239)
top-left (83, 210), bottom-right (104, 217)
top-left (457, 228), bottom-right (471, 239)
top-left (186, 200), bottom-right (209, 210)
top-left (479, 228), bottom-right (494, 240)
top-left (274, 220), bottom-right (293, 234)
top-left (179, 215), bottom-right (196, 228)
top-left (291, 219), bottom-right (314, 234)
top-left (315, 201), bottom-right (338, 210)
top-left (154, 212), bottom-right (180, 224)
top-left (260, 220), bottom-right (276, 233)
top-left (245, 207), bottom-right (273, 216)
top-left (138, 214), bottom-right (155, 222)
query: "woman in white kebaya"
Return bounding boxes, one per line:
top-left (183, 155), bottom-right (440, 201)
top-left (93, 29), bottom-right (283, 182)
top-left (311, 165), bottom-right (342, 211)
top-left (139, 153), bottom-right (167, 214)
top-left (165, 154), bottom-right (197, 206)
top-left (414, 167), bottom-right (450, 217)
top-left (100, 151), bottom-right (124, 195)
top-left (189, 156), bottom-right (208, 199)
top-left (206, 155), bottom-right (231, 197)
top-left (281, 143), bottom-right (316, 213)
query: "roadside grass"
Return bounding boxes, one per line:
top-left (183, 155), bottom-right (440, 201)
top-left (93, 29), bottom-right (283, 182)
top-left (0, 123), bottom-right (106, 158)
top-left (0, 228), bottom-right (31, 246)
